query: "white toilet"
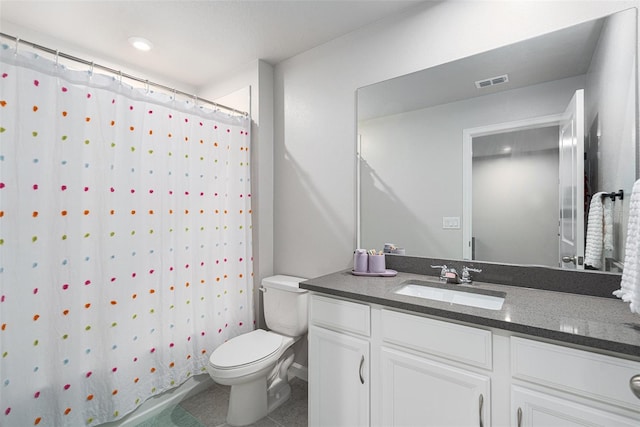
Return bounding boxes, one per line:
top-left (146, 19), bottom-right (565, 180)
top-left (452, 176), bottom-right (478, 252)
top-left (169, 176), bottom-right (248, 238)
top-left (207, 275), bottom-right (308, 426)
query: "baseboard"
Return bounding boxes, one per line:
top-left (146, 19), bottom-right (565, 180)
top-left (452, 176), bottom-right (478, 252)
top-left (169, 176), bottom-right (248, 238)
top-left (289, 362), bottom-right (308, 382)
top-left (100, 374), bottom-right (214, 426)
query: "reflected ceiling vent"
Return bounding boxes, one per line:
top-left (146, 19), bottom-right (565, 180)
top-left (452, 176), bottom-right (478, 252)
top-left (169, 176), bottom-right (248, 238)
top-left (475, 74), bottom-right (509, 89)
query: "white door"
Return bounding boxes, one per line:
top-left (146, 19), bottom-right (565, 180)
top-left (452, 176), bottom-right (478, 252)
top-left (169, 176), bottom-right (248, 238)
top-left (308, 326), bottom-right (370, 427)
top-left (558, 89), bottom-right (585, 269)
top-left (380, 347), bottom-right (490, 427)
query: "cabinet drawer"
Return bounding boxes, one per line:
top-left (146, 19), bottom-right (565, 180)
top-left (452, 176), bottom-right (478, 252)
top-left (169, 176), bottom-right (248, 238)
top-left (310, 294), bottom-right (370, 336)
top-left (381, 309), bottom-right (492, 369)
top-left (511, 337), bottom-right (640, 411)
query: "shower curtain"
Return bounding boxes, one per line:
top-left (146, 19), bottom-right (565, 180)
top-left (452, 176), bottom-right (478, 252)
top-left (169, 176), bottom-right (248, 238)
top-left (0, 46), bottom-right (254, 426)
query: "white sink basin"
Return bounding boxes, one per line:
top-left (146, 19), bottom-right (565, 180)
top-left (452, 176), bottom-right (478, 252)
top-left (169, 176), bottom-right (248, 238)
top-left (394, 281), bottom-right (505, 311)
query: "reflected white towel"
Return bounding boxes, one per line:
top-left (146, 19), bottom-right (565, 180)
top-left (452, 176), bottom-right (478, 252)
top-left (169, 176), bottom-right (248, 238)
top-left (584, 192), bottom-right (606, 269)
top-left (614, 180), bottom-right (640, 314)
top-left (603, 196), bottom-right (614, 252)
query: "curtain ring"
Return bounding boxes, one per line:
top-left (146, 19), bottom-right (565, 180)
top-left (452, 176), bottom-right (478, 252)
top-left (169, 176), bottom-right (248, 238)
top-left (89, 61), bottom-right (94, 76)
top-left (55, 50), bottom-right (59, 68)
top-left (118, 70), bottom-right (123, 85)
top-left (14, 37), bottom-right (19, 55)
top-left (173, 88), bottom-right (177, 101)
top-left (193, 94), bottom-right (198, 107)
top-left (145, 79), bottom-right (150, 94)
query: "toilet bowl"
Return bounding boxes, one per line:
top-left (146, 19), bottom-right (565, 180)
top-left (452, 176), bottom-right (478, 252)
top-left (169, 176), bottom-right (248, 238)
top-left (207, 275), bottom-right (308, 426)
top-left (207, 329), bottom-right (298, 426)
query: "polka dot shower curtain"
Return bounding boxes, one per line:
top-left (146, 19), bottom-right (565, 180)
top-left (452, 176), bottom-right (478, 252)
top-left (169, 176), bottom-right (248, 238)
top-left (0, 46), bottom-right (254, 426)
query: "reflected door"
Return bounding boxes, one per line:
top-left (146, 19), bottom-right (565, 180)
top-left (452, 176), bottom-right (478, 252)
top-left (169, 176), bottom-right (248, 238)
top-left (470, 126), bottom-right (560, 266)
top-left (558, 89), bottom-right (585, 269)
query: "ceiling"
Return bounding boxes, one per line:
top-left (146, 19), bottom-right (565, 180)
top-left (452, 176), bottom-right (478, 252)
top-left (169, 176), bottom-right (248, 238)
top-left (0, 0), bottom-right (424, 91)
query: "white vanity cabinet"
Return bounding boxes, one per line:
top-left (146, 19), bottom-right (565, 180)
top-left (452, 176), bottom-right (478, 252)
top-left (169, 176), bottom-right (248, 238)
top-left (308, 293), bottom-right (494, 426)
top-left (308, 294), bottom-right (371, 427)
top-left (510, 337), bottom-right (640, 427)
top-left (379, 309), bottom-right (492, 426)
top-left (308, 292), bottom-right (640, 426)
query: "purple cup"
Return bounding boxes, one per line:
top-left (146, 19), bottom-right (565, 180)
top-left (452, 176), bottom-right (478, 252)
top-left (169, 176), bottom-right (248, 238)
top-left (368, 254), bottom-right (386, 273)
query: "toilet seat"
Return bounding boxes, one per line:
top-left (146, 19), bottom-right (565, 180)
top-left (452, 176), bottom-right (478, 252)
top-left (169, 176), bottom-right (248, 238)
top-left (208, 329), bottom-right (296, 382)
top-left (210, 329), bottom-right (282, 369)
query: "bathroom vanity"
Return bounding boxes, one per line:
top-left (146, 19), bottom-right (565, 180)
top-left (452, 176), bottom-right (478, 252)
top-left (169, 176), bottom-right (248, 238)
top-left (301, 268), bottom-right (640, 427)
top-left (341, 6), bottom-right (640, 425)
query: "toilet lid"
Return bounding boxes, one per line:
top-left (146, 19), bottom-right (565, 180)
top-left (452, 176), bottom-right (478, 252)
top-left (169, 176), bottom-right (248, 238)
top-left (209, 329), bottom-right (282, 369)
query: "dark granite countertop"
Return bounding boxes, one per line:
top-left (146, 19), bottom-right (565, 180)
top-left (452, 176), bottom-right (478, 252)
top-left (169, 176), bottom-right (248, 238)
top-left (300, 269), bottom-right (640, 359)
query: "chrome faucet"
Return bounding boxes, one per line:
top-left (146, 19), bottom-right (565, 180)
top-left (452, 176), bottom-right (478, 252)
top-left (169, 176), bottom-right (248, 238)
top-left (431, 265), bottom-right (449, 281)
top-left (460, 266), bottom-right (482, 284)
top-left (431, 265), bottom-right (460, 284)
top-left (431, 265), bottom-right (482, 284)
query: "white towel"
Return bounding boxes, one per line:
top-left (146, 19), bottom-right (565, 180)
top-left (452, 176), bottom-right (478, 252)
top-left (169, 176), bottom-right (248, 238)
top-left (603, 196), bottom-right (614, 253)
top-left (614, 180), bottom-right (640, 314)
top-left (584, 192), bottom-right (606, 269)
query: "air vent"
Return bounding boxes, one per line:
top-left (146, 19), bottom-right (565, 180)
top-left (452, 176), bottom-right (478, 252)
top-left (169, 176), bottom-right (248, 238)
top-left (475, 74), bottom-right (509, 89)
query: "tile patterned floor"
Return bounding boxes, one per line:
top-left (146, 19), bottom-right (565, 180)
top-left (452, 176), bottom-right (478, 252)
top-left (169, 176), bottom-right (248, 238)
top-left (136, 378), bottom-right (308, 427)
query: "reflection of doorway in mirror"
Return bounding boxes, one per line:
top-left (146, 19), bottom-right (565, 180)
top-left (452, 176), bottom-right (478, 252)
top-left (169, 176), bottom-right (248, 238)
top-left (462, 91), bottom-right (587, 269)
top-left (471, 126), bottom-right (560, 266)
top-left (585, 115), bottom-right (599, 212)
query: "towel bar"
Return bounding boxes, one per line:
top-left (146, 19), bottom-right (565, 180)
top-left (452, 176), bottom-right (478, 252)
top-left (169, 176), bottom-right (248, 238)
top-left (602, 190), bottom-right (624, 201)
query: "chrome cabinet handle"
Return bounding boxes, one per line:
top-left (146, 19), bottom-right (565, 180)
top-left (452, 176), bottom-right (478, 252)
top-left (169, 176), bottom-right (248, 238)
top-left (478, 394), bottom-right (484, 427)
top-left (631, 374), bottom-right (640, 399)
top-left (517, 407), bottom-right (523, 427)
top-left (359, 355), bottom-right (365, 384)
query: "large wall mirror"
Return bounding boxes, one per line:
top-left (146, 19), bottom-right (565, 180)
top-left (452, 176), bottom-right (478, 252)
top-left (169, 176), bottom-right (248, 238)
top-left (357, 8), bottom-right (638, 274)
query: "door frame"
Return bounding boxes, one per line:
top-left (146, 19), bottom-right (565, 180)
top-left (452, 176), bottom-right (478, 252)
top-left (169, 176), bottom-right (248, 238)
top-left (462, 114), bottom-right (564, 260)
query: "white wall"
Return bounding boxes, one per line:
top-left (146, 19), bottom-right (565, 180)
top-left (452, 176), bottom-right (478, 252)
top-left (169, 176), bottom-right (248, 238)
top-left (273, 0), bottom-right (639, 279)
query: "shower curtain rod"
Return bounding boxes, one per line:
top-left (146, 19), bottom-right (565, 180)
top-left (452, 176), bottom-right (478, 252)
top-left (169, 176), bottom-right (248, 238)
top-left (0, 32), bottom-right (249, 117)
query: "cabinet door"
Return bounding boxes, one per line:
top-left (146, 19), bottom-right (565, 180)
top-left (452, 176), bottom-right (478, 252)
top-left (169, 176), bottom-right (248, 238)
top-left (381, 347), bottom-right (490, 427)
top-left (309, 325), bottom-right (370, 427)
top-left (512, 385), bottom-right (640, 427)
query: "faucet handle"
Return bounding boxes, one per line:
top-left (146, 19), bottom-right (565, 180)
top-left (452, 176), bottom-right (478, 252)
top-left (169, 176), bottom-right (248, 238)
top-left (461, 266), bottom-right (482, 283)
top-left (430, 265), bottom-right (448, 279)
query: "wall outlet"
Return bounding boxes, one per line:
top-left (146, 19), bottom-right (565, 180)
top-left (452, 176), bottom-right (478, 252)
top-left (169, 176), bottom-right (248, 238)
top-left (442, 216), bottom-right (460, 229)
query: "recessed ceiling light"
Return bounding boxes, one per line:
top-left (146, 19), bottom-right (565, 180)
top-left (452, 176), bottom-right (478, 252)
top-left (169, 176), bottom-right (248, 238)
top-left (128, 37), bottom-right (153, 52)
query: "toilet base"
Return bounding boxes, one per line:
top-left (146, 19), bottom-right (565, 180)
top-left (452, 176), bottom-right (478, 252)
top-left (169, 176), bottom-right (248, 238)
top-left (225, 375), bottom-right (293, 426)
top-left (226, 376), bottom-right (268, 426)
top-left (267, 381), bottom-right (291, 413)
top-left (266, 349), bottom-right (294, 413)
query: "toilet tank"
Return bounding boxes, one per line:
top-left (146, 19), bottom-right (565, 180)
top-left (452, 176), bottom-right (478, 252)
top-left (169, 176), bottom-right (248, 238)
top-left (262, 275), bottom-right (308, 337)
